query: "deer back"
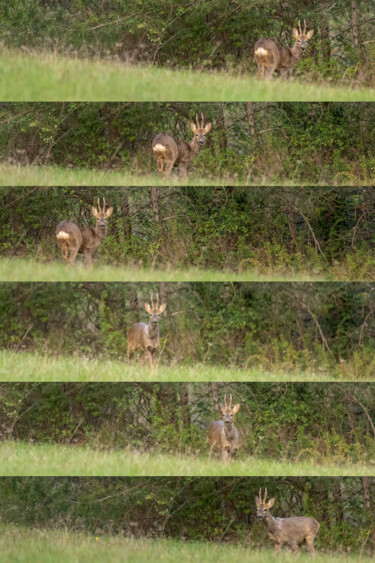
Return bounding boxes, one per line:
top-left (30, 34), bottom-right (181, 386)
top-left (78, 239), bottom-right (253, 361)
top-left (152, 133), bottom-right (179, 161)
top-left (56, 220), bottom-right (83, 250)
top-left (254, 38), bottom-right (281, 64)
top-left (269, 516), bottom-right (319, 545)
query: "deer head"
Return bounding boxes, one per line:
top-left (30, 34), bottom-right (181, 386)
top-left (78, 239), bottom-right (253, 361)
top-left (91, 198), bottom-right (114, 232)
top-left (292, 20), bottom-right (314, 52)
top-left (219, 394), bottom-right (240, 426)
top-left (144, 293), bottom-right (167, 326)
top-left (190, 113), bottom-right (212, 146)
top-left (255, 488), bottom-right (275, 520)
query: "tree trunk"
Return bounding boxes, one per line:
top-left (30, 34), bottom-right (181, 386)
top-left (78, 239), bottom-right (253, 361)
top-left (246, 102), bottom-right (255, 136)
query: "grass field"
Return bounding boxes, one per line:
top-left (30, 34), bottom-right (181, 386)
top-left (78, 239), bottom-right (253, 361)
top-left (0, 351), bottom-right (346, 382)
top-left (2, 163), bottom-right (363, 187)
top-left (0, 49), bottom-right (374, 102)
top-left (0, 258), bottom-right (324, 283)
top-left (1, 441), bottom-right (372, 477)
top-left (0, 526), bottom-right (372, 563)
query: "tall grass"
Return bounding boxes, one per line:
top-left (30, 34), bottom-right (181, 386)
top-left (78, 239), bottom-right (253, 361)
top-left (1, 49), bottom-right (374, 102)
top-left (0, 258), bottom-right (322, 283)
top-left (0, 351), bottom-right (348, 382)
top-left (0, 525), bottom-right (372, 563)
top-left (0, 441), bottom-right (372, 477)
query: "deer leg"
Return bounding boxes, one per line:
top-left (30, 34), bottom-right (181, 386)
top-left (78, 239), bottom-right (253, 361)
top-left (290, 542), bottom-right (299, 554)
top-left (157, 157), bottom-right (164, 175)
top-left (222, 447), bottom-right (230, 463)
top-left (178, 163), bottom-right (188, 181)
top-left (165, 160), bottom-right (174, 179)
top-left (69, 247), bottom-right (79, 266)
top-left (61, 244), bottom-right (68, 264)
top-left (305, 536), bottom-right (315, 554)
top-left (146, 349), bottom-right (154, 368)
top-left (273, 543), bottom-right (281, 553)
top-left (231, 448), bottom-right (238, 460)
top-left (83, 250), bottom-right (93, 268)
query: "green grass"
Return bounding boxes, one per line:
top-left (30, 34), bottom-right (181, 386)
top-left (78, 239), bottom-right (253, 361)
top-left (0, 351), bottom-right (349, 382)
top-left (1, 441), bottom-right (373, 477)
top-left (0, 49), bottom-right (374, 102)
top-left (0, 257), bottom-right (325, 283)
top-left (0, 526), bottom-right (372, 563)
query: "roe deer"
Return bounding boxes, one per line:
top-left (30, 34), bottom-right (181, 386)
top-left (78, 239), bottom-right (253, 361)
top-left (255, 488), bottom-right (320, 554)
top-left (56, 198), bottom-right (113, 266)
top-left (152, 113), bottom-right (212, 180)
top-left (254, 20), bottom-right (314, 78)
top-left (208, 394), bottom-right (240, 462)
top-left (127, 293), bottom-right (167, 367)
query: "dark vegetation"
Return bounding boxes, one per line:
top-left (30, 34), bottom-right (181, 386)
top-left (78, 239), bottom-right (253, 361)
top-left (1, 1), bottom-right (374, 85)
top-left (1, 186), bottom-right (375, 277)
top-left (1, 103), bottom-right (375, 184)
top-left (0, 382), bottom-right (374, 465)
top-left (0, 282), bottom-right (374, 376)
top-left (0, 476), bottom-right (374, 555)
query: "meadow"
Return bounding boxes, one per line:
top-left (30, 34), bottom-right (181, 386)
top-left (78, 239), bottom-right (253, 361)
top-left (1, 49), bottom-right (374, 103)
top-left (0, 258), bottom-right (322, 283)
top-left (0, 351), bottom-right (349, 382)
top-left (0, 441), bottom-right (372, 477)
top-left (0, 525), bottom-right (372, 563)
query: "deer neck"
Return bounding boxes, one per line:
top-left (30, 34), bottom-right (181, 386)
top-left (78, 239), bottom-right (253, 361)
top-left (223, 421), bottom-right (236, 441)
top-left (189, 138), bottom-right (201, 157)
top-left (147, 319), bottom-right (159, 340)
top-left (264, 513), bottom-right (279, 533)
top-left (290, 42), bottom-right (302, 63)
top-left (94, 225), bottom-right (107, 241)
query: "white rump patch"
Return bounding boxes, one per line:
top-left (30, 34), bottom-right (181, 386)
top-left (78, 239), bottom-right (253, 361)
top-left (153, 143), bottom-right (167, 152)
top-left (56, 231), bottom-right (70, 240)
top-left (255, 47), bottom-right (268, 56)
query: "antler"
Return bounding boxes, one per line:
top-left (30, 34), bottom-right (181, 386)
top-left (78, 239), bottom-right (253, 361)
top-left (224, 394), bottom-right (228, 408)
top-left (97, 198), bottom-right (102, 213)
top-left (150, 292), bottom-right (154, 309)
top-left (229, 393), bottom-right (233, 408)
top-left (263, 488), bottom-right (268, 504)
top-left (156, 293), bottom-right (159, 308)
top-left (102, 197), bottom-right (106, 212)
top-left (303, 19), bottom-right (307, 34)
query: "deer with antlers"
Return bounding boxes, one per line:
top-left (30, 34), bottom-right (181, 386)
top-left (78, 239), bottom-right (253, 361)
top-left (255, 488), bottom-right (320, 554)
top-left (56, 198), bottom-right (113, 266)
top-left (127, 293), bottom-right (167, 368)
top-left (254, 20), bottom-right (314, 79)
top-left (208, 394), bottom-right (240, 462)
top-left (152, 113), bottom-right (212, 180)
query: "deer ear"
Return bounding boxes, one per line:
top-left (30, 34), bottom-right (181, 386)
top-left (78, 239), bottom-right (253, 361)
top-left (292, 28), bottom-right (299, 40)
top-left (232, 403), bottom-right (240, 414)
top-left (91, 206), bottom-right (99, 217)
top-left (144, 302), bottom-right (152, 313)
top-left (306, 29), bottom-right (314, 39)
top-left (159, 303), bottom-right (166, 314)
top-left (190, 122), bottom-right (197, 132)
top-left (204, 123), bottom-right (212, 133)
top-left (105, 206), bottom-right (114, 218)
top-left (267, 498), bottom-right (275, 508)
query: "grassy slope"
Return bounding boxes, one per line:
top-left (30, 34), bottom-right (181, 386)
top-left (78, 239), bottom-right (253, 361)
top-left (0, 441), bottom-right (372, 477)
top-left (0, 258), bottom-right (324, 283)
top-left (0, 526), bottom-right (372, 563)
top-left (0, 351), bottom-right (344, 382)
top-left (0, 49), bottom-right (374, 102)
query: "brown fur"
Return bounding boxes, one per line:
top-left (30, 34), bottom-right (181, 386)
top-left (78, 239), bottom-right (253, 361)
top-left (254, 21), bottom-right (314, 78)
top-left (255, 488), bottom-right (320, 554)
top-left (152, 114), bottom-right (212, 180)
top-left (127, 294), bottom-right (166, 368)
top-left (208, 394), bottom-right (240, 463)
top-left (56, 198), bottom-right (113, 266)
